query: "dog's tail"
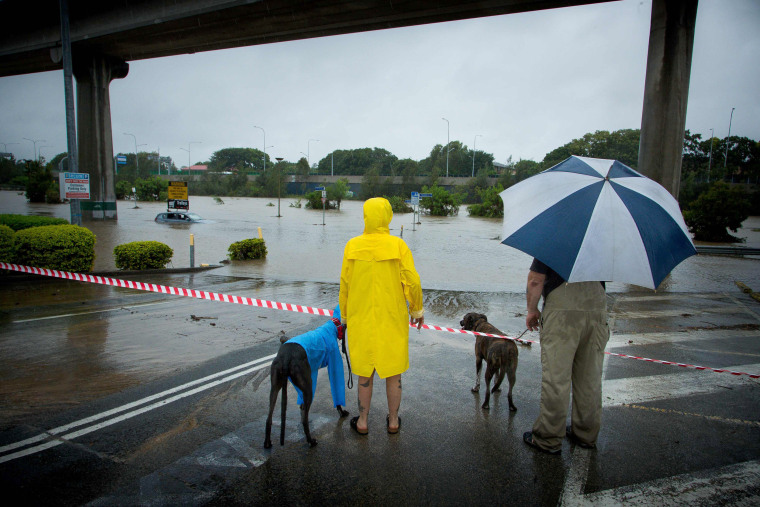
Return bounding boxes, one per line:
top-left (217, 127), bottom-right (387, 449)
top-left (280, 377), bottom-right (288, 446)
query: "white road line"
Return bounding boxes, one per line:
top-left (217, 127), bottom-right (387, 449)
top-left (608, 329), bottom-right (758, 346)
top-left (613, 306), bottom-right (746, 319)
top-left (0, 353), bottom-right (276, 463)
top-left (11, 300), bottom-right (175, 323)
top-left (603, 362), bottom-right (760, 407)
top-left (565, 459), bottom-right (760, 506)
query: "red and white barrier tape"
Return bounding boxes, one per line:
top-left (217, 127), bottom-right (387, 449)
top-left (2, 262), bottom-right (758, 379)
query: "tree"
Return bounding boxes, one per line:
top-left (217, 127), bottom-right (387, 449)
top-left (24, 160), bottom-right (53, 202)
top-left (257, 160), bottom-right (287, 198)
top-left (0, 154), bottom-right (24, 185)
top-left (208, 147), bottom-right (268, 173)
top-left (419, 184), bottom-right (462, 216)
top-left (683, 182), bottom-right (751, 242)
top-left (467, 184), bottom-right (505, 217)
top-left (327, 178), bottom-right (350, 209)
top-left (361, 167), bottom-right (382, 199)
top-left (316, 148), bottom-right (397, 176)
top-left (542, 129), bottom-right (640, 170)
top-left (135, 176), bottom-right (168, 201)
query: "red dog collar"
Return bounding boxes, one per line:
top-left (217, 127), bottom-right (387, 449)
top-left (331, 318), bottom-right (346, 341)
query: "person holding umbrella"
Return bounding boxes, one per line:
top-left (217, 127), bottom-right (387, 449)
top-left (498, 156), bottom-right (697, 454)
top-left (522, 259), bottom-right (608, 454)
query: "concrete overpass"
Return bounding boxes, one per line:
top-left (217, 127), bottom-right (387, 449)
top-left (0, 0), bottom-right (697, 219)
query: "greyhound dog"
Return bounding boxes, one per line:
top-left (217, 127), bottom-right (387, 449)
top-left (460, 312), bottom-right (518, 411)
top-left (264, 306), bottom-right (350, 449)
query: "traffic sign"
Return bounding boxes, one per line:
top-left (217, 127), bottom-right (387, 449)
top-left (420, 193), bottom-right (433, 197)
top-left (315, 186), bottom-right (325, 191)
top-left (116, 155), bottom-right (127, 165)
top-left (167, 181), bottom-right (188, 200)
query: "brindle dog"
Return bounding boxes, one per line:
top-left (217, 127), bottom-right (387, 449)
top-left (460, 312), bottom-right (518, 411)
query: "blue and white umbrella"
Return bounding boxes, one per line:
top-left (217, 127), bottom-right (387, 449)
top-left (499, 156), bottom-right (696, 289)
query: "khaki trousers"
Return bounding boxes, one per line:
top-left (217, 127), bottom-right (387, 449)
top-left (531, 281), bottom-right (609, 451)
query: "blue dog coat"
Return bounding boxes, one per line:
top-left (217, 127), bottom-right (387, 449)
top-left (288, 305), bottom-right (346, 407)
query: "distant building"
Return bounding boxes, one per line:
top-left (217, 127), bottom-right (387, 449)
top-left (180, 164), bottom-right (208, 174)
top-left (493, 161), bottom-right (512, 174)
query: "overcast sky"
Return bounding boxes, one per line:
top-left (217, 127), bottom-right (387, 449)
top-left (0, 0), bottom-right (758, 171)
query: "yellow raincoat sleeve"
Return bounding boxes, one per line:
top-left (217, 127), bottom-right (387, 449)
top-left (399, 241), bottom-right (424, 319)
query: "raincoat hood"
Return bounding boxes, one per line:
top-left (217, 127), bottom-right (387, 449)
top-left (363, 197), bottom-right (392, 235)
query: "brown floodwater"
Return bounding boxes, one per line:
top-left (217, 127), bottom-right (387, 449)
top-left (1, 190), bottom-right (759, 293)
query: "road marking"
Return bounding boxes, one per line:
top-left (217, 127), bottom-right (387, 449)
top-left (11, 300), bottom-right (174, 323)
top-left (562, 459), bottom-right (760, 505)
top-left (0, 353), bottom-right (276, 464)
top-left (602, 362), bottom-right (760, 407)
top-left (623, 404), bottom-right (760, 428)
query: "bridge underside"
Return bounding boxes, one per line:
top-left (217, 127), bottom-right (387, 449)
top-left (0, 0), bottom-right (696, 220)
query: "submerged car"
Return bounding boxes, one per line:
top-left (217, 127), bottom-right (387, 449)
top-left (154, 211), bottom-right (206, 223)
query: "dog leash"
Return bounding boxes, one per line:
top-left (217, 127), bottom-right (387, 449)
top-left (332, 318), bottom-right (353, 389)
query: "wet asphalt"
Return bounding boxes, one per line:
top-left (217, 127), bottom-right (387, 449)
top-left (0, 266), bottom-right (759, 506)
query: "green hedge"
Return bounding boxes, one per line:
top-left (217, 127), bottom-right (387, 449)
top-left (114, 241), bottom-right (174, 270)
top-left (228, 238), bottom-right (267, 260)
top-left (0, 214), bottom-right (69, 231)
top-left (0, 224), bottom-right (14, 263)
top-left (14, 225), bottom-right (96, 272)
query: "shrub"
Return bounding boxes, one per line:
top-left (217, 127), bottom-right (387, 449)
top-left (304, 191), bottom-right (336, 210)
top-left (420, 184), bottom-right (463, 216)
top-left (0, 225), bottom-right (14, 262)
top-left (113, 241), bottom-right (174, 270)
top-left (384, 195), bottom-right (413, 213)
top-left (467, 184), bottom-right (505, 218)
top-left (0, 214), bottom-right (68, 231)
top-left (683, 182), bottom-right (752, 242)
top-left (14, 225), bottom-right (96, 272)
top-left (115, 180), bottom-right (133, 199)
top-left (228, 238), bottom-right (267, 260)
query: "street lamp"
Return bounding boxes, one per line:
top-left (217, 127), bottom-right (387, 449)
top-left (123, 132), bottom-right (143, 174)
top-left (472, 134), bottom-right (482, 177)
top-left (723, 107), bottom-right (735, 173)
top-left (180, 141), bottom-right (202, 172)
top-left (275, 157), bottom-right (284, 218)
top-left (1, 142), bottom-right (19, 153)
top-left (23, 138), bottom-right (46, 161)
top-left (254, 125), bottom-right (266, 172)
top-left (707, 128), bottom-right (714, 183)
top-left (38, 146), bottom-right (50, 162)
top-left (442, 117), bottom-right (449, 177)
top-left (308, 139), bottom-right (319, 171)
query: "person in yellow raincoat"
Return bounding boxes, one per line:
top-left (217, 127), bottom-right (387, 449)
top-left (339, 197), bottom-right (424, 435)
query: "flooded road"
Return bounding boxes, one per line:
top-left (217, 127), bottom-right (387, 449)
top-left (2, 190), bottom-right (759, 292)
top-left (1, 190), bottom-right (759, 427)
top-left (1, 192), bottom-right (760, 505)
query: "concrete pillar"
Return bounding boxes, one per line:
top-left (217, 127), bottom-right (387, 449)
top-left (637, 0), bottom-right (698, 199)
top-left (74, 54), bottom-right (128, 220)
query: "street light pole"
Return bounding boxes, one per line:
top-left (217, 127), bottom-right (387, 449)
top-left (472, 134), bottom-right (482, 177)
top-left (442, 118), bottom-right (449, 177)
top-left (180, 141), bottom-right (202, 172)
top-left (23, 138), bottom-right (46, 161)
top-left (254, 126), bottom-right (266, 173)
top-left (124, 133), bottom-right (139, 174)
top-left (308, 139), bottom-right (319, 171)
top-left (707, 128), bottom-right (714, 183)
top-left (723, 107), bottom-right (735, 174)
top-left (1, 142), bottom-right (19, 153)
top-left (275, 157), bottom-right (284, 218)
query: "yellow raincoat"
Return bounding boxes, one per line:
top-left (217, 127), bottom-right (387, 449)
top-left (339, 198), bottom-right (424, 378)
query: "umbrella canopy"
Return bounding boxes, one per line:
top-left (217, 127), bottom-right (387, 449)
top-left (499, 156), bottom-right (696, 289)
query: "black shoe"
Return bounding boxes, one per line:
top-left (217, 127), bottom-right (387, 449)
top-left (523, 431), bottom-right (560, 455)
top-left (566, 425), bottom-right (595, 449)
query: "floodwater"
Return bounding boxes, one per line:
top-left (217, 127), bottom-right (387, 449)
top-left (1, 190), bottom-right (760, 426)
top-left (1, 190), bottom-right (759, 293)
